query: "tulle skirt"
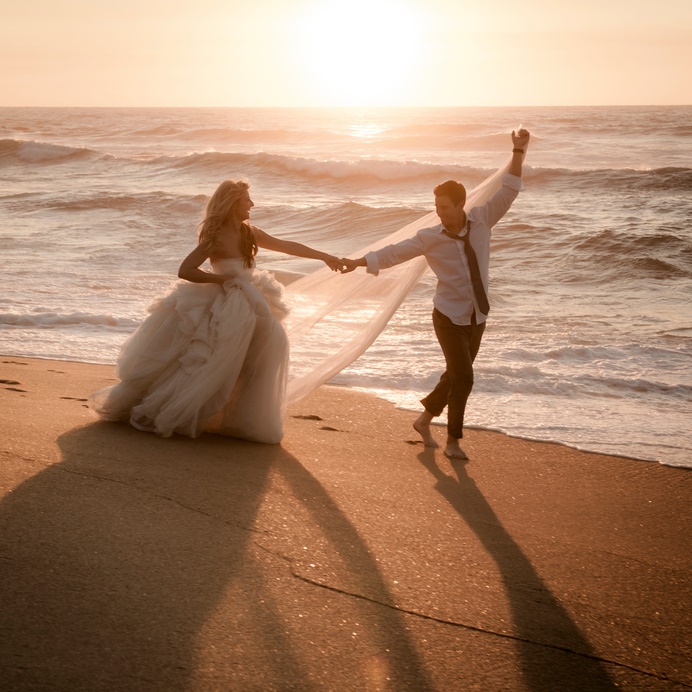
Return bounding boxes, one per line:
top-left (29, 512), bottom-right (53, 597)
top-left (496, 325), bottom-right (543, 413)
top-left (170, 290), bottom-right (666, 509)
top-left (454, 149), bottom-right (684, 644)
top-left (89, 260), bottom-right (290, 444)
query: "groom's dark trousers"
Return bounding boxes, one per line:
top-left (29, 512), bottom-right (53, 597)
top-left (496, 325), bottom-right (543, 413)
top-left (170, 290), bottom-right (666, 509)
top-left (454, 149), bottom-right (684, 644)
top-left (420, 308), bottom-right (486, 440)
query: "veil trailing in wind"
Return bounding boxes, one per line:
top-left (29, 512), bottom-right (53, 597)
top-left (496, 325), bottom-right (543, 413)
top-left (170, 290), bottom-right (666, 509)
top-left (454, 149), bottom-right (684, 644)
top-left (284, 156), bottom-right (515, 404)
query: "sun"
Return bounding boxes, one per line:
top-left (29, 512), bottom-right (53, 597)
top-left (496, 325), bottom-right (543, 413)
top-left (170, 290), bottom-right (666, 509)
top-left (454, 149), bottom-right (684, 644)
top-left (295, 0), bottom-right (426, 106)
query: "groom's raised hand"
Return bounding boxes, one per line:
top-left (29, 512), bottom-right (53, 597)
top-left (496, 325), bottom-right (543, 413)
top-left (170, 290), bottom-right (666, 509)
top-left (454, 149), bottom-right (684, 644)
top-left (512, 128), bottom-right (530, 150)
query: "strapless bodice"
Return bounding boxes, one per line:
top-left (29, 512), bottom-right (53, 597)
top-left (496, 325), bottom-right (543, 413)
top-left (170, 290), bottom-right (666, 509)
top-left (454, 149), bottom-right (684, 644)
top-left (210, 257), bottom-right (254, 278)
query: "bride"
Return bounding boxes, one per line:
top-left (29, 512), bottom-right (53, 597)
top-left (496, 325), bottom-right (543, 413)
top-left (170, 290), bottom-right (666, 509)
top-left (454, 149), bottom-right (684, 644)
top-left (88, 179), bottom-right (343, 444)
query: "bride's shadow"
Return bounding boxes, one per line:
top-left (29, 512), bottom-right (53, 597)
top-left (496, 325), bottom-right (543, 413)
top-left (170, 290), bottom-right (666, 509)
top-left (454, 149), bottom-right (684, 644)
top-left (0, 421), bottom-right (432, 690)
top-left (417, 449), bottom-right (617, 691)
top-left (0, 421), bottom-right (277, 688)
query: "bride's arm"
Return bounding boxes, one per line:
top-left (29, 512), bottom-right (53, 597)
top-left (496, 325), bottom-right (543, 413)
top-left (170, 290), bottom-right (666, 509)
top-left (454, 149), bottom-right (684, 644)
top-left (178, 242), bottom-right (228, 284)
top-left (255, 228), bottom-right (343, 271)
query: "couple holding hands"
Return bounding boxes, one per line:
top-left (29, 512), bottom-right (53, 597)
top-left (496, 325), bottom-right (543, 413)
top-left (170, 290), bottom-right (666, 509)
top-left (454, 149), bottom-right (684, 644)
top-left (90, 129), bottom-right (530, 458)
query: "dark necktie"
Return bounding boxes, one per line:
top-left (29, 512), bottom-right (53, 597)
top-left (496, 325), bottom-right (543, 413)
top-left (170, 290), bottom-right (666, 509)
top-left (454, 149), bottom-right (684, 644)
top-left (443, 221), bottom-right (490, 315)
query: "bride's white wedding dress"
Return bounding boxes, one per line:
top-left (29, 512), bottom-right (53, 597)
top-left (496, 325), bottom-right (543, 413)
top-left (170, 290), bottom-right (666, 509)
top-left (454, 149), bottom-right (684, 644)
top-left (88, 259), bottom-right (289, 444)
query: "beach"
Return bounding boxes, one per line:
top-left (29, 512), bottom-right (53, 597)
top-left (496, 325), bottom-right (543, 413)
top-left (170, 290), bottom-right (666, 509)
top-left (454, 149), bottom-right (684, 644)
top-left (2, 105), bottom-right (690, 467)
top-left (1, 356), bottom-right (690, 690)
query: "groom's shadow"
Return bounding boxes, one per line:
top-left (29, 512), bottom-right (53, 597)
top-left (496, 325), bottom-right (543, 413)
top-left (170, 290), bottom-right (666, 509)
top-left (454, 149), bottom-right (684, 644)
top-left (0, 421), bottom-right (432, 690)
top-left (418, 448), bottom-right (617, 691)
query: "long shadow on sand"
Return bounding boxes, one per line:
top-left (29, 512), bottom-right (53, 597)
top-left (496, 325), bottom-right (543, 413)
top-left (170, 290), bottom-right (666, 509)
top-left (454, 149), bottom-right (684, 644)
top-left (0, 420), bottom-right (432, 690)
top-left (418, 448), bottom-right (617, 691)
top-left (0, 421), bottom-right (280, 689)
top-left (273, 453), bottom-right (435, 691)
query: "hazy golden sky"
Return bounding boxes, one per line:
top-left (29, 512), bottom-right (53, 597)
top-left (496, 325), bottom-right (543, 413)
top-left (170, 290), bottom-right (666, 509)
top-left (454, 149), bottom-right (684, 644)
top-left (3, 0), bottom-right (691, 107)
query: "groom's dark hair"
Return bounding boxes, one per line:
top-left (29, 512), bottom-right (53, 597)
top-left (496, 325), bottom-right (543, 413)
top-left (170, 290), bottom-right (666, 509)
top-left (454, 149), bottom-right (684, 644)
top-left (434, 180), bottom-right (466, 207)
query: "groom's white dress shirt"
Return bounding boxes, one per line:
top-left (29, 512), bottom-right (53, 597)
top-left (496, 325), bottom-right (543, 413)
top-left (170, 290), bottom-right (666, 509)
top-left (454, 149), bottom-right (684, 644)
top-left (364, 173), bottom-right (523, 326)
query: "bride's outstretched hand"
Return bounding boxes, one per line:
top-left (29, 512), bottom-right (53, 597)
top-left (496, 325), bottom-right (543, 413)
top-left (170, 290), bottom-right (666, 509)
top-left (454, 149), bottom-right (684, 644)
top-left (323, 255), bottom-right (346, 272)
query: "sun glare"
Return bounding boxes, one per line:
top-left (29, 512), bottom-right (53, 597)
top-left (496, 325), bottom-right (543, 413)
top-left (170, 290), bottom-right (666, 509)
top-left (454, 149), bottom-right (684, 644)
top-left (296, 0), bottom-right (426, 106)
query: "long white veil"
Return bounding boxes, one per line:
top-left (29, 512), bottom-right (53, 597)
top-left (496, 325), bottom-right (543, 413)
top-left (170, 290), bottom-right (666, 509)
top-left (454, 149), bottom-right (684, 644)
top-left (284, 156), bottom-right (514, 404)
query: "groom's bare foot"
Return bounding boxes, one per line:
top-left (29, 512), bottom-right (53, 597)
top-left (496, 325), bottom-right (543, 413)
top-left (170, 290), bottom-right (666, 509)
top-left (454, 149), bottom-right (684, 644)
top-left (444, 437), bottom-right (469, 460)
top-left (413, 414), bottom-right (439, 448)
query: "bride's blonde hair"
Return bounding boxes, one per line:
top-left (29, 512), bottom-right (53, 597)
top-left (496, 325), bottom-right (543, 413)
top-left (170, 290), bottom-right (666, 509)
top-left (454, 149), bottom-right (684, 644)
top-left (197, 179), bottom-right (258, 268)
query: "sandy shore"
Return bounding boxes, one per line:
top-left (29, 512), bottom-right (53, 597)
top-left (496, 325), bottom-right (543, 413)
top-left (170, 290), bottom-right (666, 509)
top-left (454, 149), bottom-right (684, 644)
top-left (1, 356), bottom-right (690, 690)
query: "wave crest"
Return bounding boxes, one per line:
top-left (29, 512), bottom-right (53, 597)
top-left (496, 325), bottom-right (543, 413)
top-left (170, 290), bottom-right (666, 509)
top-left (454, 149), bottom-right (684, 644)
top-left (0, 138), bottom-right (99, 163)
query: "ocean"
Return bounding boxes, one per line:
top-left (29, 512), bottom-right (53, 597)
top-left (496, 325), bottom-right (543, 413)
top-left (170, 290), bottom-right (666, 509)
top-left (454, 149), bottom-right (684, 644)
top-left (1, 106), bottom-right (690, 468)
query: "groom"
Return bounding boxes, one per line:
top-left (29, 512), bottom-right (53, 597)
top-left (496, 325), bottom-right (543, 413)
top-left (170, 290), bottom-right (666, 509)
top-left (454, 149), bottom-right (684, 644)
top-left (341, 129), bottom-right (530, 459)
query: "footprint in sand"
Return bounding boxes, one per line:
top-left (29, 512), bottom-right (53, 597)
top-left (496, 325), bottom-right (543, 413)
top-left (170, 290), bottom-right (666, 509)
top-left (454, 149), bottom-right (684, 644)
top-left (1, 378), bottom-right (26, 392)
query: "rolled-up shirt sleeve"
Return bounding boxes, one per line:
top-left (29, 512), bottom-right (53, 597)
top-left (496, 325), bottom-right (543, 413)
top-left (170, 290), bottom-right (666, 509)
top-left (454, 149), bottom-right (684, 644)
top-left (480, 173), bottom-right (524, 229)
top-left (364, 234), bottom-right (426, 276)
top-left (504, 173), bottom-right (524, 192)
top-left (364, 251), bottom-right (381, 275)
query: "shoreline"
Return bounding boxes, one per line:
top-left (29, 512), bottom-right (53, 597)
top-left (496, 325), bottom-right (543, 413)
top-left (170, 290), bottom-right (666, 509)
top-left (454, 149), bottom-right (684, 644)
top-left (1, 356), bottom-right (691, 688)
top-left (2, 351), bottom-right (675, 468)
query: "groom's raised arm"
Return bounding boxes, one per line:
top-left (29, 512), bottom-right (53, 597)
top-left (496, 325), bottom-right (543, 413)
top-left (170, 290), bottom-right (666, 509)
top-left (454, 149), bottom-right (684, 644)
top-left (509, 128), bottom-right (530, 177)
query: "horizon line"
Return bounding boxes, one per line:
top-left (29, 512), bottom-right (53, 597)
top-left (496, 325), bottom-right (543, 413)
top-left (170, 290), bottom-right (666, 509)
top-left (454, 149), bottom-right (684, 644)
top-left (1, 103), bottom-right (691, 109)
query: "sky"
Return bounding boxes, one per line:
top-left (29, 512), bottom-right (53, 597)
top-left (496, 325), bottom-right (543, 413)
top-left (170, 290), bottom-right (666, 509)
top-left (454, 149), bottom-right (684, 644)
top-left (2, 0), bottom-right (691, 107)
